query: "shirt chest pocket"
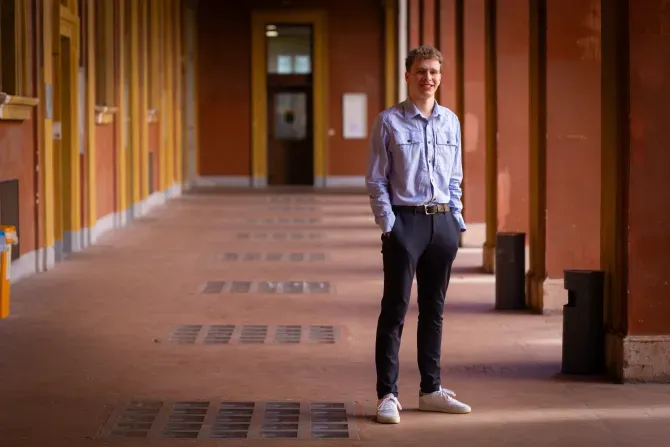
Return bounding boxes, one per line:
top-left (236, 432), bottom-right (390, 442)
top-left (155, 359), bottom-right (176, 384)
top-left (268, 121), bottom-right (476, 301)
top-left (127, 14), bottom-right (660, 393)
top-left (392, 130), bottom-right (422, 148)
top-left (391, 130), bottom-right (423, 159)
top-left (435, 131), bottom-right (457, 170)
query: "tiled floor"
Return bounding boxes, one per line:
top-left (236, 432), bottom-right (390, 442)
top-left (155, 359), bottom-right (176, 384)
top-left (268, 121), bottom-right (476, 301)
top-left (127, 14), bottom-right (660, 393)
top-left (1, 190), bottom-right (669, 446)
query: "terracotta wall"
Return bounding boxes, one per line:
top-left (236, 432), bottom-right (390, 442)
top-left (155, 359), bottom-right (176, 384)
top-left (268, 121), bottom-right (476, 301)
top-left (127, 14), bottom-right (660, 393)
top-left (627, 2), bottom-right (670, 334)
top-left (463, 0), bottom-right (486, 223)
top-left (326, 2), bottom-right (384, 176)
top-left (196, 0), bottom-right (384, 178)
top-left (0, 121), bottom-right (36, 256)
top-left (545, 0), bottom-right (601, 277)
top-left (95, 123), bottom-right (116, 219)
top-left (496, 0), bottom-right (529, 234)
top-left (197, 3), bottom-right (251, 176)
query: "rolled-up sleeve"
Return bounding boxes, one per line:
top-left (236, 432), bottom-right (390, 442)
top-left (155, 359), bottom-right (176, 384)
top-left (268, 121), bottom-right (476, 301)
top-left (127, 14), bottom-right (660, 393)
top-left (448, 118), bottom-right (466, 232)
top-left (366, 115), bottom-right (395, 233)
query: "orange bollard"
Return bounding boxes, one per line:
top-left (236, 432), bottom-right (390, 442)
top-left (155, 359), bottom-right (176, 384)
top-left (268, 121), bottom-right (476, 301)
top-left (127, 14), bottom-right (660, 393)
top-left (0, 225), bottom-right (18, 318)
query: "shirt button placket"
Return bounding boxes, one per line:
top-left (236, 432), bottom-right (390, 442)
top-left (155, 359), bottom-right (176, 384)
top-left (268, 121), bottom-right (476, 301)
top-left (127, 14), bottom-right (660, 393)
top-left (429, 124), bottom-right (437, 202)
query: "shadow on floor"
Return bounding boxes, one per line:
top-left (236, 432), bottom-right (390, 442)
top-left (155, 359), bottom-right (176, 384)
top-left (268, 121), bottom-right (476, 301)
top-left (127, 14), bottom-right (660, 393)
top-left (271, 264), bottom-right (491, 279)
top-left (442, 301), bottom-right (501, 314)
top-left (387, 418), bottom-right (670, 446)
top-left (451, 265), bottom-right (487, 275)
top-left (551, 371), bottom-right (616, 384)
top-left (439, 360), bottom-right (613, 383)
top-left (243, 292), bottom-right (514, 318)
top-left (318, 359), bottom-right (612, 388)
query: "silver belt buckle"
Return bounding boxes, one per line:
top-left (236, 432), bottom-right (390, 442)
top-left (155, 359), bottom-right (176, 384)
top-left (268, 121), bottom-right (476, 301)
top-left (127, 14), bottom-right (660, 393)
top-left (424, 204), bottom-right (437, 215)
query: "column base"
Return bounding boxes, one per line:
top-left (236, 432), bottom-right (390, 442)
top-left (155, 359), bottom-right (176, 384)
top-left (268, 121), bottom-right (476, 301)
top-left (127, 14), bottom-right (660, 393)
top-left (606, 333), bottom-right (670, 383)
top-left (482, 241), bottom-right (495, 273)
top-left (525, 274), bottom-right (567, 315)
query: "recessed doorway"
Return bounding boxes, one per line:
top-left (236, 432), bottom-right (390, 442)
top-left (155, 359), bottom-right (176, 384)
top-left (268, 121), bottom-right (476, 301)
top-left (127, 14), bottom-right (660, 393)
top-left (251, 10), bottom-right (327, 188)
top-left (266, 24), bottom-right (314, 186)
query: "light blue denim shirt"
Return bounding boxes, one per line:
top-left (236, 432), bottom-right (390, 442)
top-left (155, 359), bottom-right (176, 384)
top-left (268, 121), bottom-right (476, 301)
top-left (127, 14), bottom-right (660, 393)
top-left (365, 98), bottom-right (466, 234)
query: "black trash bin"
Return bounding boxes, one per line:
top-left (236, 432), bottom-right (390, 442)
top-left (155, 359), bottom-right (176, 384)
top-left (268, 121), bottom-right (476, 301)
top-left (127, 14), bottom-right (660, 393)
top-left (562, 269), bottom-right (605, 375)
top-left (494, 232), bottom-right (526, 310)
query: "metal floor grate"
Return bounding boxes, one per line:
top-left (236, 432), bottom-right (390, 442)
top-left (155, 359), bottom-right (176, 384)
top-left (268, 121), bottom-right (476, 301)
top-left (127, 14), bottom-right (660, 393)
top-left (236, 232), bottom-right (325, 240)
top-left (167, 325), bottom-right (345, 345)
top-left (203, 324), bottom-right (235, 344)
top-left (218, 252), bottom-right (327, 262)
top-left (162, 401), bottom-right (209, 438)
top-left (201, 281), bottom-right (332, 294)
top-left (105, 401), bottom-right (163, 438)
top-left (169, 325), bottom-right (203, 344)
top-left (98, 401), bottom-right (358, 439)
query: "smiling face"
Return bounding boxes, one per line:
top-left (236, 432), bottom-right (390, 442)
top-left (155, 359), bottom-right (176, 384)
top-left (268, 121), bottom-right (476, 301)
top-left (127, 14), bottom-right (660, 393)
top-left (405, 57), bottom-right (442, 101)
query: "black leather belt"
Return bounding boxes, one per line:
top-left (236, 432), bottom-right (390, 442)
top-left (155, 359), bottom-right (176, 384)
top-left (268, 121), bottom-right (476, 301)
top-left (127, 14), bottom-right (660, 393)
top-left (392, 204), bottom-right (451, 215)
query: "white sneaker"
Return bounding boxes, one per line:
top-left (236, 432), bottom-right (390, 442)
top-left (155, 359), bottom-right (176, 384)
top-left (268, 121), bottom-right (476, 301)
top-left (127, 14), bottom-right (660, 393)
top-left (419, 387), bottom-right (471, 414)
top-left (376, 394), bottom-right (402, 424)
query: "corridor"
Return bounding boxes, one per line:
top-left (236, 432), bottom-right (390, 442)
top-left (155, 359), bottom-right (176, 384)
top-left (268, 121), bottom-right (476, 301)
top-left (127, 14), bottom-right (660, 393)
top-left (1, 190), bottom-right (669, 446)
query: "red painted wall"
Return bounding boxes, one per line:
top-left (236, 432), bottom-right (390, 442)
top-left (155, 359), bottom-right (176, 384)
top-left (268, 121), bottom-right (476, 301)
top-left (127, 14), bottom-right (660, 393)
top-left (463, 0), bottom-right (486, 223)
top-left (0, 120), bottom-right (36, 256)
top-left (545, 0), bottom-right (602, 277)
top-left (627, 1), bottom-right (670, 334)
top-left (496, 0), bottom-right (529, 234)
top-left (197, 0), bottom-right (384, 178)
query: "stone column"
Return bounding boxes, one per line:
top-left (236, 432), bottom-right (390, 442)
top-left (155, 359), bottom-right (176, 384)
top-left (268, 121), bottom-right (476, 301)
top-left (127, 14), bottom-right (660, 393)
top-left (602, 0), bottom-right (670, 382)
top-left (436, 0), bottom-right (463, 117)
top-left (482, 0), bottom-right (497, 272)
top-left (421, 0), bottom-right (436, 46)
top-left (527, 0), bottom-right (602, 313)
top-left (436, 0), bottom-right (466, 250)
top-left (408, 0), bottom-right (420, 49)
top-left (411, 0), bottom-right (471, 254)
top-left (398, 0), bottom-right (408, 102)
top-left (463, 0), bottom-right (487, 245)
top-left (495, 0), bottom-right (529, 237)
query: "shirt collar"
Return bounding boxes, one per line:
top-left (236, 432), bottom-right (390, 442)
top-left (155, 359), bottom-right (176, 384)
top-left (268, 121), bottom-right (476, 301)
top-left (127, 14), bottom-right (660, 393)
top-left (402, 97), bottom-right (441, 120)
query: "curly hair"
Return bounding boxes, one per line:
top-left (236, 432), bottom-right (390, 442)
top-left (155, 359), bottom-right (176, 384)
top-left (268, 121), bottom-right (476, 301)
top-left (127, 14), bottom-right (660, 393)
top-left (405, 45), bottom-right (444, 72)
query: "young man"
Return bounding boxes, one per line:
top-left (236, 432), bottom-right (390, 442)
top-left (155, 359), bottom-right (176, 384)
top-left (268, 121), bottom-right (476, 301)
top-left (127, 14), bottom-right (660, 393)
top-left (365, 45), bottom-right (471, 424)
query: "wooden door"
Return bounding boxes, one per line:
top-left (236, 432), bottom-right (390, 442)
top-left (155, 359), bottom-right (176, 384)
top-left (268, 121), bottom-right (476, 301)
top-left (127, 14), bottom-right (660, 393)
top-left (266, 85), bottom-right (313, 186)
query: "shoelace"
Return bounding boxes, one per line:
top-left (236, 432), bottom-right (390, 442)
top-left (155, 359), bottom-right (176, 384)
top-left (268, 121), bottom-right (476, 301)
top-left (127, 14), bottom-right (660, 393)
top-left (433, 387), bottom-right (457, 400)
top-left (378, 395), bottom-right (402, 412)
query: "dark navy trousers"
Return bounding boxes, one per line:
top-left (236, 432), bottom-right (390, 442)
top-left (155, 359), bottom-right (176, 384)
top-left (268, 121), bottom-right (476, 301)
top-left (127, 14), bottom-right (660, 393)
top-left (375, 208), bottom-right (461, 399)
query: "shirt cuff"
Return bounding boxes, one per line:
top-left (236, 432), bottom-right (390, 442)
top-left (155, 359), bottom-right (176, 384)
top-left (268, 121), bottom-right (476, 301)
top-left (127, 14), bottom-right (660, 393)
top-left (379, 213), bottom-right (395, 234)
top-left (453, 211), bottom-right (467, 232)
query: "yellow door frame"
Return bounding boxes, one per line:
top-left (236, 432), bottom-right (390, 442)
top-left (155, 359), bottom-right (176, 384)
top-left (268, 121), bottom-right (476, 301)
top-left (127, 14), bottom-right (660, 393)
top-left (250, 10), bottom-right (328, 187)
top-left (39, 0), bottom-right (56, 266)
top-left (84, 0), bottom-right (97, 244)
top-left (55, 4), bottom-right (81, 256)
top-left (115, 0), bottom-right (128, 221)
top-left (126, 0), bottom-right (141, 218)
top-left (161, 0), bottom-right (176, 193)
